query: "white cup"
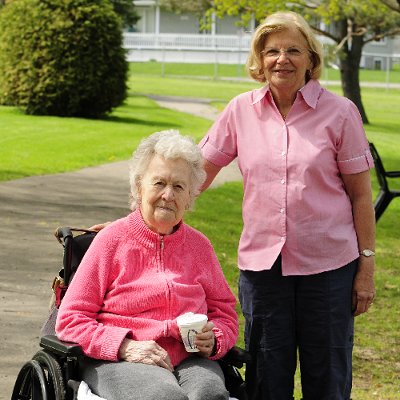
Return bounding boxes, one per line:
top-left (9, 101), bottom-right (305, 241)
top-left (177, 312), bottom-right (208, 352)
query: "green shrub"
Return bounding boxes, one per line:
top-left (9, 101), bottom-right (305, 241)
top-left (0, 0), bottom-right (128, 118)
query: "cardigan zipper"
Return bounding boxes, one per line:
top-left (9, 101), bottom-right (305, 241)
top-left (159, 235), bottom-right (172, 322)
top-left (158, 235), bottom-right (164, 272)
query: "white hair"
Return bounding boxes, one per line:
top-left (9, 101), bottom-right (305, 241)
top-left (128, 130), bottom-right (206, 211)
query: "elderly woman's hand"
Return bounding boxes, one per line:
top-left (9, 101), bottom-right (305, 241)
top-left (194, 321), bottom-right (216, 358)
top-left (119, 338), bottom-right (174, 372)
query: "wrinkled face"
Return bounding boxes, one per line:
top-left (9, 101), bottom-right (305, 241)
top-left (262, 28), bottom-right (313, 94)
top-left (138, 154), bottom-right (191, 235)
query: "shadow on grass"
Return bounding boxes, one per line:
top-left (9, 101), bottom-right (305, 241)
top-left (367, 122), bottom-right (400, 136)
top-left (105, 114), bottom-right (181, 128)
top-left (0, 170), bottom-right (31, 181)
top-left (103, 94), bottom-right (183, 128)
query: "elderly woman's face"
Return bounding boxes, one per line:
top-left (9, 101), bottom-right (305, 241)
top-left (262, 28), bottom-right (313, 94)
top-left (138, 154), bottom-right (191, 235)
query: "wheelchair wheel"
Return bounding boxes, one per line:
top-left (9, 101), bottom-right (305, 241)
top-left (12, 350), bottom-right (66, 400)
top-left (12, 360), bottom-right (48, 400)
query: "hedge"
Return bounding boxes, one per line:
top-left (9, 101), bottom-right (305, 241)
top-left (0, 0), bottom-right (128, 118)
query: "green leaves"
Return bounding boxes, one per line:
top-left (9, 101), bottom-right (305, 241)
top-left (0, 0), bottom-right (128, 118)
top-left (209, 0), bottom-right (400, 35)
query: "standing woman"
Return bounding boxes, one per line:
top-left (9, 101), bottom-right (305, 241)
top-left (200, 11), bottom-right (376, 400)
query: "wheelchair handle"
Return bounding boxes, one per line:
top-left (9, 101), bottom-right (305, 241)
top-left (55, 227), bottom-right (74, 285)
top-left (56, 227), bottom-right (73, 241)
top-left (222, 345), bottom-right (252, 369)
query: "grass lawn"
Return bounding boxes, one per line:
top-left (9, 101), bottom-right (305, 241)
top-left (1, 66), bottom-right (400, 399)
top-left (128, 61), bottom-right (400, 84)
top-left (128, 74), bottom-right (263, 100)
top-left (0, 95), bottom-right (212, 181)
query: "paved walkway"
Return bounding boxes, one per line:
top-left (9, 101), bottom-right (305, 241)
top-left (0, 96), bottom-right (241, 399)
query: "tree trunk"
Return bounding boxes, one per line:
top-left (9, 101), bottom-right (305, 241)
top-left (338, 19), bottom-right (369, 124)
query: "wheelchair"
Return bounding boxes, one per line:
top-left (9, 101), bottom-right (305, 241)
top-left (11, 227), bottom-right (251, 400)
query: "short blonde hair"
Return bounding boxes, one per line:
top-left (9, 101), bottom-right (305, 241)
top-left (245, 11), bottom-right (323, 83)
top-left (129, 130), bottom-right (206, 211)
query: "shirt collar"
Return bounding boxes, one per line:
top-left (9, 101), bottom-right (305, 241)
top-left (298, 79), bottom-right (323, 109)
top-left (251, 79), bottom-right (323, 110)
top-left (251, 84), bottom-right (269, 105)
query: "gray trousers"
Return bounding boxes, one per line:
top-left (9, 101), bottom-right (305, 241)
top-left (79, 356), bottom-right (229, 400)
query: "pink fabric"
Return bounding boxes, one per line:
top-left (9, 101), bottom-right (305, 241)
top-left (56, 208), bottom-right (239, 366)
top-left (200, 79), bottom-right (374, 275)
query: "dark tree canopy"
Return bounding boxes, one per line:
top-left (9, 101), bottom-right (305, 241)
top-left (0, 0), bottom-right (128, 118)
top-left (110, 0), bottom-right (140, 28)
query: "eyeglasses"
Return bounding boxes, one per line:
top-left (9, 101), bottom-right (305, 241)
top-left (261, 48), bottom-right (310, 59)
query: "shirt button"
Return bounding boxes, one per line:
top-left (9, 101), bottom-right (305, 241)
top-left (281, 179), bottom-right (285, 184)
top-left (280, 209), bottom-right (284, 213)
top-left (281, 237), bottom-right (285, 242)
top-left (282, 151), bottom-right (286, 156)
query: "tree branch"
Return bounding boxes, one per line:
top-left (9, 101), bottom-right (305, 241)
top-left (303, 0), bottom-right (323, 7)
top-left (333, 25), bottom-right (367, 54)
top-left (377, 0), bottom-right (400, 12)
top-left (364, 27), bottom-right (400, 44)
top-left (309, 24), bottom-right (339, 43)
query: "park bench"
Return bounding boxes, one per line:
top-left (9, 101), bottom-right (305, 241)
top-left (369, 142), bottom-right (400, 222)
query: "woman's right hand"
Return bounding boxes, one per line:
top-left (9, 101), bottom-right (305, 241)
top-left (119, 338), bottom-right (174, 372)
top-left (88, 222), bottom-right (112, 231)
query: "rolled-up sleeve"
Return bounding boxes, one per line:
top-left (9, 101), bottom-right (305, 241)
top-left (337, 101), bottom-right (374, 175)
top-left (199, 100), bottom-right (239, 167)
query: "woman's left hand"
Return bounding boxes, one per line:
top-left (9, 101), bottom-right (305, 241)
top-left (352, 257), bottom-right (376, 316)
top-left (194, 321), bottom-right (216, 358)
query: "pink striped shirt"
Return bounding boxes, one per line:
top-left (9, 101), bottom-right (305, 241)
top-left (200, 79), bottom-right (374, 275)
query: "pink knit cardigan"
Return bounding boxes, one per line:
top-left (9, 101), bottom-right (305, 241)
top-left (56, 208), bottom-right (239, 366)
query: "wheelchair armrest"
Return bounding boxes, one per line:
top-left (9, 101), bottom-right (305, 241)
top-left (40, 335), bottom-right (83, 357)
top-left (221, 345), bottom-right (251, 369)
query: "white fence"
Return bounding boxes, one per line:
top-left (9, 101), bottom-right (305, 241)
top-left (123, 33), bottom-right (252, 64)
top-left (123, 33), bottom-right (252, 52)
top-left (122, 33), bottom-right (400, 73)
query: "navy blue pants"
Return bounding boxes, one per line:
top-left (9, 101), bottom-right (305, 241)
top-left (239, 255), bottom-right (357, 400)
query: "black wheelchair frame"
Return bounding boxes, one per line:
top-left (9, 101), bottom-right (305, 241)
top-left (11, 227), bottom-right (251, 400)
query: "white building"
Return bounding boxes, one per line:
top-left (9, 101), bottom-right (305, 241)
top-left (131, 0), bottom-right (253, 35)
top-left (362, 36), bottom-right (400, 70)
top-left (127, 1), bottom-right (400, 69)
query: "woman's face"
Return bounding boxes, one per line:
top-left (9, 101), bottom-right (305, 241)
top-left (262, 28), bottom-right (313, 95)
top-left (138, 154), bottom-right (191, 235)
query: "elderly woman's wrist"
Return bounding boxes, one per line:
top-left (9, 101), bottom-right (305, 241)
top-left (210, 338), bottom-right (218, 357)
top-left (118, 338), bottom-right (131, 359)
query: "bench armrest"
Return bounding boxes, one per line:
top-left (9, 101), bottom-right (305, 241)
top-left (386, 170), bottom-right (400, 178)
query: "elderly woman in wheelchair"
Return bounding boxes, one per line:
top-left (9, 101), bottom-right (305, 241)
top-left (53, 130), bottom-right (239, 400)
